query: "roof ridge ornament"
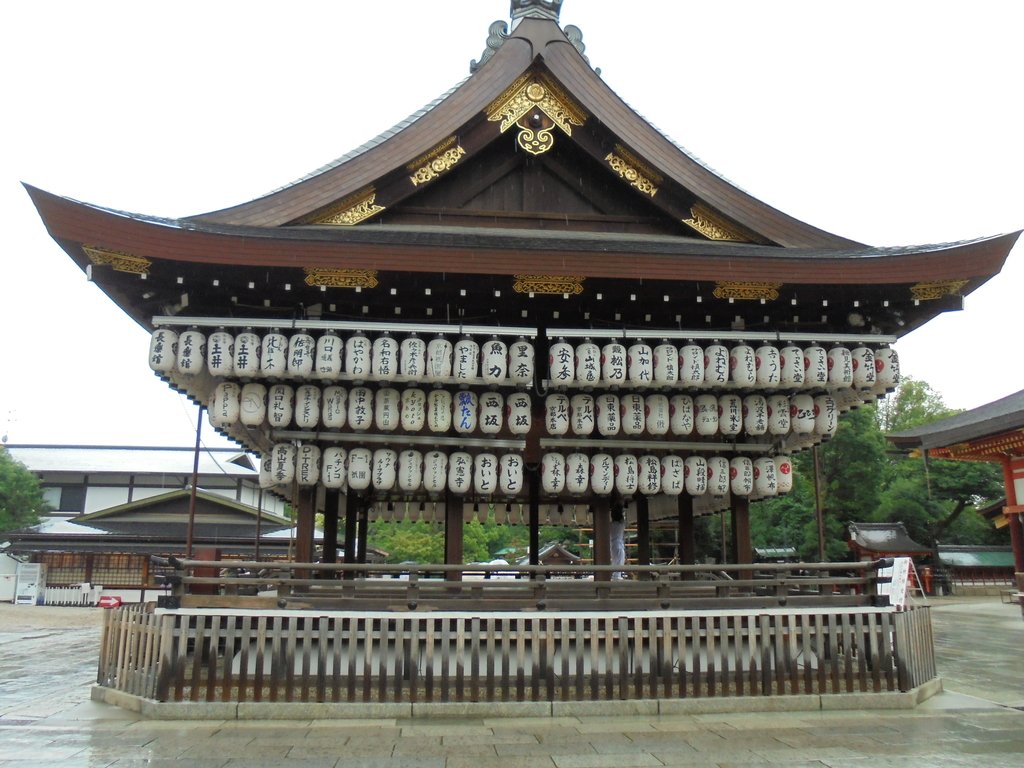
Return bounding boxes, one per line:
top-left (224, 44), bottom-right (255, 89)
top-left (511, 0), bottom-right (563, 23)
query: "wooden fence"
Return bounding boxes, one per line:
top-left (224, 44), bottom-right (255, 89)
top-left (97, 604), bottom-right (935, 704)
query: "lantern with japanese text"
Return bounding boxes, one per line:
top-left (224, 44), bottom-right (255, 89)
top-left (703, 455), bottom-right (726, 497)
top-left (790, 394), bottom-right (815, 434)
top-left (730, 456), bottom-right (754, 496)
top-left (345, 333), bottom-right (371, 382)
top-left (267, 384), bottom-right (294, 428)
top-left (730, 343), bottom-right (756, 387)
top-left (506, 392), bottom-right (532, 435)
top-left (695, 394), bottom-right (719, 436)
top-left (570, 393), bottom-right (595, 436)
top-left (448, 452), bottom-right (472, 494)
top-left (851, 346), bottom-right (877, 390)
top-left (258, 453), bottom-right (274, 489)
top-left (508, 337), bottom-right (535, 384)
top-left (398, 449), bottom-right (423, 492)
top-left (541, 453), bottom-right (566, 495)
top-left (596, 393), bottom-right (620, 435)
top-left (565, 453), bottom-right (590, 494)
top-left (400, 388), bottom-right (426, 432)
top-left (270, 443), bottom-right (296, 486)
top-left (296, 444), bottom-right (321, 487)
top-left (545, 393), bottom-right (571, 435)
top-left (774, 456), bottom-right (794, 494)
top-left (645, 393), bottom-right (669, 436)
top-left (287, 332), bottom-right (315, 378)
top-left (482, 337), bottom-right (508, 384)
top-left (479, 392), bottom-right (504, 434)
top-left (347, 386), bottom-right (374, 431)
top-left (371, 333), bottom-right (398, 382)
top-left (427, 335), bottom-right (453, 381)
top-left (621, 393), bottom-right (646, 435)
top-left (549, 339), bottom-right (575, 385)
top-left (704, 343), bottom-right (729, 386)
top-left (661, 454), bottom-right (684, 496)
top-left (423, 450), bottom-right (448, 494)
top-left (814, 394), bottom-right (838, 437)
top-left (755, 344), bottom-right (781, 389)
top-left (239, 382), bottom-right (267, 427)
top-left (575, 340), bottom-right (601, 386)
top-left (803, 345), bottom-right (828, 388)
top-left (453, 390), bottom-right (479, 434)
top-left (627, 341), bottom-right (653, 386)
top-left (590, 453), bottom-right (615, 495)
top-left (314, 330), bottom-right (343, 380)
top-left (176, 328), bottom-right (206, 375)
top-left (375, 387), bottom-right (400, 431)
top-left (347, 447), bottom-right (372, 491)
top-left (827, 345), bottom-right (853, 388)
top-left (473, 453), bottom-right (498, 496)
top-left (601, 342), bottom-right (627, 385)
top-left (742, 394), bottom-right (768, 436)
top-left (427, 389), bottom-right (452, 432)
top-left (753, 456), bottom-right (779, 497)
top-left (684, 455), bottom-right (708, 496)
top-left (614, 454), bottom-right (639, 496)
top-left (233, 330), bottom-right (260, 378)
top-left (779, 345), bottom-right (805, 388)
top-left (206, 330), bottom-right (234, 377)
top-left (639, 455), bottom-right (661, 495)
top-left (499, 454), bottom-right (523, 496)
top-left (454, 336), bottom-right (480, 380)
top-left (669, 394), bottom-right (694, 435)
top-left (400, 334), bottom-right (426, 379)
top-left (719, 394), bottom-right (742, 436)
top-left (260, 331), bottom-right (287, 378)
top-left (321, 386), bottom-right (347, 429)
top-left (653, 341), bottom-right (679, 385)
top-left (322, 447), bottom-right (347, 489)
top-left (767, 394), bottom-right (791, 435)
top-left (209, 382), bottom-right (241, 428)
top-left (372, 449), bottom-right (397, 493)
top-left (294, 384), bottom-right (321, 430)
top-left (872, 346), bottom-right (900, 394)
top-left (148, 328), bottom-right (178, 373)
top-left (678, 343), bottom-right (704, 386)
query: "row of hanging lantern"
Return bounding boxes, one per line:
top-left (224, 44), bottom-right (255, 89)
top-left (260, 444), bottom-right (792, 500)
top-left (547, 339), bottom-right (898, 393)
top-left (149, 327), bottom-right (536, 385)
top-left (209, 380), bottom-right (840, 440)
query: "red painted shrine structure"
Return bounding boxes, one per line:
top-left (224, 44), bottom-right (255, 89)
top-left (24, 2), bottom-right (1020, 709)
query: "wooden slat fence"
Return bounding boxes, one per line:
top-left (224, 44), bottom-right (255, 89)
top-left (97, 605), bottom-right (935, 703)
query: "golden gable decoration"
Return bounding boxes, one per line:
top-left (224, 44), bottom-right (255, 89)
top-left (409, 137), bottom-right (467, 186)
top-left (303, 268), bottom-right (379, 290)
top-left (513, 274), bottom-right (585, 295)
top-left (83, 246), bottom-right (152, 276)
top-left (304, 189), bottom-right (386, 226)
top-left (486, 74), bottom-right (587, 156)
top-left (683, 203), bottom-right (758, 243)
top-left (605, 145), bottom-right (660, 197)
top-left (910, 279), bottom-right (969, 301)
top-left (712, 281), bottom-right (783, 301)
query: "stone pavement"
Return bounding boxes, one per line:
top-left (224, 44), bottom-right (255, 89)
top-left (1, 598), bottom-right (1022, 767)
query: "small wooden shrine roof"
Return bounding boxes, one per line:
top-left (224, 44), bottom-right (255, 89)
top-left (847, 522), bottom-right (931, 558)
top-left (936, 544), bottom-right (1015, 569)
top-left (887, 389), bottom-right (1024, 460)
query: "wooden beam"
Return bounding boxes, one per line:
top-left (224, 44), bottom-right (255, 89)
top-left (444, 489), bottom-right (463, 581)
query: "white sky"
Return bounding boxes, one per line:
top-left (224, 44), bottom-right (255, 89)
top-left (1, 1), bottom-right (1021, 448)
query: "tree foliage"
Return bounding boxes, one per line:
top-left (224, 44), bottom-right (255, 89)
top-left (0, 449), bottom-right (48, 534)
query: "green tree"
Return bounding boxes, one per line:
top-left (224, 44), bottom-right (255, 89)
top-left (878, 377), bottom-right (955, 432)
top-left (0, 449), bottom-right (48, 533)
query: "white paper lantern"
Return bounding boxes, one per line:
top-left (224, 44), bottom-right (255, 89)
top-left (639, 454), bottom-right (661, 495)
top-left (678, 343), bottom-right (704, 386)
top-left (314, 330), bottom-right (343, 380)
top-left (347, 447), bottom-right (372, 491)
top-left (345, 333), bottom-right (371, 382)
top-left (425, 335), bottom-right (452, 381)
top-left (660, 455), bottom-right (685, 496)
top-left (873, 346), bottom-right (900, 394)
top-left (270, 444), bottom-right (296, 486)
top-left (684, 455), bottom-right (708, 496)
top-left (541, 453), bottom-right (566, 494)
top-left (851, 346), bottom-right (877, 390)
top-left (294, 384), bottom-right (321, 430)
top-left (399, 388), bottom-right (425, 431)
top-left (499, 454), bottom-right (523, 496)
top-left (296, 445), bottom-right (321, 487)
top-left (371, 334), bottom-right (398, 382)
top-left (176, 329), bottom-right (206, 375)
top-left (506, 393), bottom-right (532, 435)
top-left (645, 393), bottom-right (670, 436)
top-left (621, 393), bottom-right (646, 435)
top-left (774, 456), bottom-right (794, 494)
top-left (730, 457), bottom-right (754, 497)
top-left (790, 394), bottom-right (815, 434)
top-left (423, 450), bottom-right (448, 494)
top-left (508, 338), bottom-right (535, 384)
top-left (209, 382), bottom-right (241, 428)
top-left (400, 334), bottom-right (426, 379)
top-left (614, 454), bottom-right (639, 496)
top-left (730, 344), bottom-right (756, 387)
top-left (368, 448), bottom-right (395, 491)
top-left (479, 392), bottom-right (504, 435)
top-left (482, 337), bottom-right (508, 383)
top-left (767, 394), bottom-right (791, 435)
top-left (322, 447), bottom-right (348, 490)
top-left (267, 384), bottom-right (294, 428)
top-left (627, 342), bottom-right (654, 386)
top-left (695, 394), bottom-right (719, 436)
top-left (596, 393), bottom-right (620, 435)
top-left (427, 389), bottom-right (453, 432)
top-left (453, 390), bottom-right (479, 433)
top-left (206, 331), bottom-right (235, 378)
top-left (549, 339), bottom-right (575, 385)
top-left (470, 453), bottom-right (496, 496)
top-left (565, 453), bottom-right (590, 494)
top-left (742, 394), bottom-right (768, 436)
top-left (803, 345), bottom-right (828, 388)
top-left (707, 455), bottom-right (730, 497)
top-left (258, 454), bottom-right (275, 489)
top-left (653, 342), bottom-right (679, 385)
top-left (453, 336), bottom-right (480, 380)
top-left (753, 457), bottom-right (779, 497)
top-left (239, 382), bottom-right (267, 427)
top-left (601, 342), bottom-right (627, 385)
top-left (397, 449), bottom-right (423, 493)
top-left (344, 386), bottom-right (372, 431)
top-left (669, 395), bottom-right (694, 435)
top-left (813, 395), bottom-right (839, 438)
top-left (755, 344), bottom-right (781, 389)
top-left (719, 394), bottom-right (743, 436)
top-left (448, 452), bottom-right (472, 494)
top-left (827, 346), bottom-right (854, 388)
top-left (590, 453), bottom-right (615, 495)
top-left (375, 387), bottom-right (400, 432)
top-left (570, 393), bottom-right (595, 435)
top-left (287, 332), bottom-right (315, 378)
top-left (148, 328), bottom-right (178, 373)
top-left (233, 331), bottom-right (261, 378)
top-left (779, 345), bottom-right (804, 388)
top-left (574, 340), bottom-right (601, 386)
top-left (321, 386), bottom-right (347, 429)
top-left (260, 331), bottom-right (287, 378)
top-left (704, 343), bottom-right (730, 386)
top-left (545, 393), bottom-right (571, 435)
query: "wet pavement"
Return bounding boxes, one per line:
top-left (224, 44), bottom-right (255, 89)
top-left (1, 598), bottom-right (1022, 767)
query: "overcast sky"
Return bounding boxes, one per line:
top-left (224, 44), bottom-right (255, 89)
top-left (1, 0), bottom-right (1021, 448)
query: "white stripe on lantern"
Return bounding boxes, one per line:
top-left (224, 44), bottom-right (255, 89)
top-left (321, 386), bottom-right (347, 429)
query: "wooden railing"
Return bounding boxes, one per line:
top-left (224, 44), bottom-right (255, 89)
top-left (97, 603), bottom-right (934, 703)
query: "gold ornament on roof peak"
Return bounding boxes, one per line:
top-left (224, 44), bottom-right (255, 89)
top-left (83, 246), bottom-right (151, 276)
top-left (486, 74), bottom-right (586, 155)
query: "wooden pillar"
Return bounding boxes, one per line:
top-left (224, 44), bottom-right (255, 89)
top-left (528, 467), bottom-right (540, 567)
top-left (356, 502), bottom-right (369, 566)
top-left (444, 489), bottom-right (463, 582)
top-left (295, 486), bottom-right (317, 566)
top-left (343, 492), bottom-right (359, 579)
top-left (1001, 457), bottom-right (1024, 572)
top-left (636, 495), bottom-right (651, 570)
top-left (592, 496), bottom-right (611, 582)
top-left (677, 495), bottom-right (696, 579)
top-left (731, 495), bottom-right (752, 567)
top-left (322, 490), bottom-right (340, 570)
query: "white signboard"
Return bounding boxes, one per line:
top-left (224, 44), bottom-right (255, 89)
top-left (14, 563), bottom-right (45, 606)
top-left (877, 556), bottom-right (912, 610)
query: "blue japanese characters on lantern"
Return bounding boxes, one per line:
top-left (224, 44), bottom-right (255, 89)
top-left (453, 390), bottom-right (479, 434)
top-left (454, 336), bottom-right (480, 381)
